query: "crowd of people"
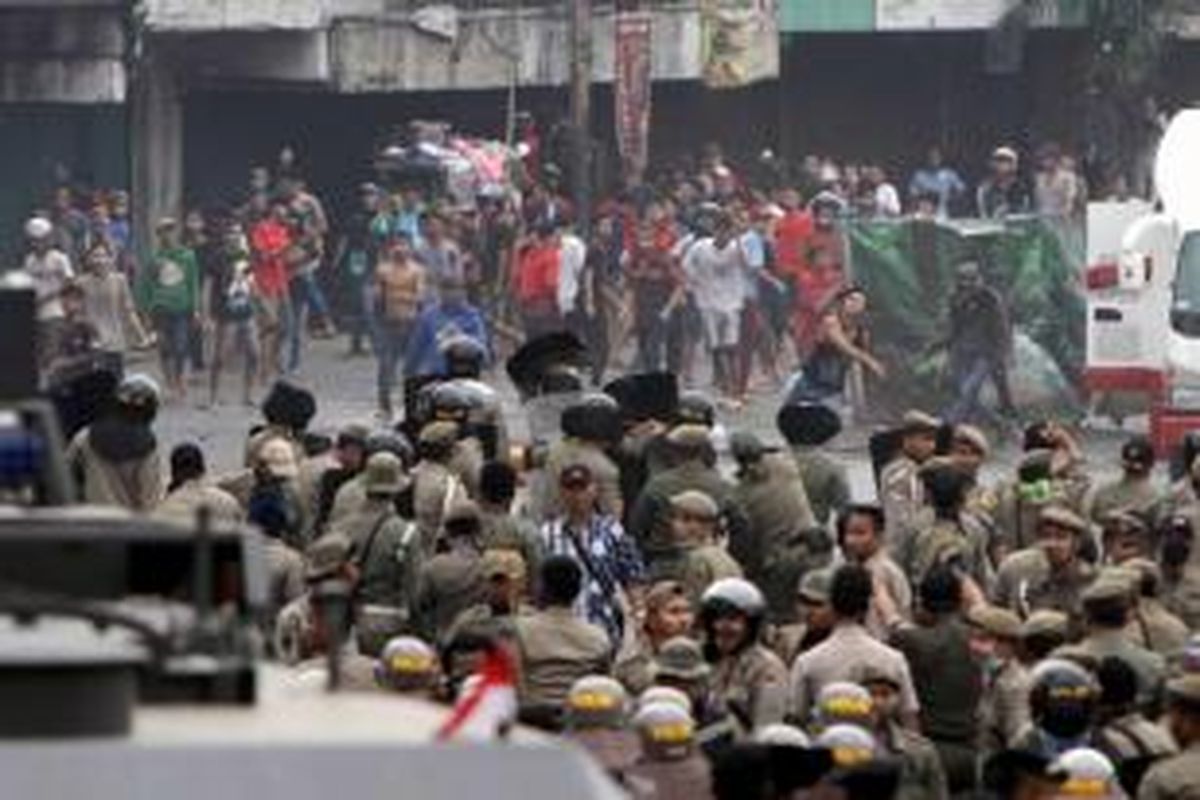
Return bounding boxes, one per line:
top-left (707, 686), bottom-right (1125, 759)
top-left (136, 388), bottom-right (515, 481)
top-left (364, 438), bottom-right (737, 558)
top-left (58, 331), bottom-right (1200, 799)
top-left (17, 133), bottom-right (1099, 425)
top-left (14, 129), bottom-right (1193, 800)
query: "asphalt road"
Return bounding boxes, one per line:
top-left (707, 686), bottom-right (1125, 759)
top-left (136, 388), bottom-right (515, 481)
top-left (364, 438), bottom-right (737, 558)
top-left (145, 336), bottom-right (1134, 498)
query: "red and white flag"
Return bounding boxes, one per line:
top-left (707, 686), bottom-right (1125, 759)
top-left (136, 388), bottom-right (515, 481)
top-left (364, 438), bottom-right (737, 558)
top-left (435, 645), bottom-right (518, 742)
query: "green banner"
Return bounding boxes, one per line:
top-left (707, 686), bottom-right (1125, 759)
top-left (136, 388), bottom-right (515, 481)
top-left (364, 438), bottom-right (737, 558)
top-left (847, 217), bottom-right (1086, 417)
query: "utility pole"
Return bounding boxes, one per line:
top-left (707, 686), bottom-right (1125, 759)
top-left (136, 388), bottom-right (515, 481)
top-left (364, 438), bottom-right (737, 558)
top-left (567, 0), bottom-right (592, 234)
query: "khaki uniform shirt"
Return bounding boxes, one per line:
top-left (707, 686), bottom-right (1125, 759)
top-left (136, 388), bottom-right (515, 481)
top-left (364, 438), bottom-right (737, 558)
top-left (156, 479), bottom-right (244, 525)
top-left (880, 455), bottom-right (924, 544)
top-left (790, 622), bottom-right (920, 724)
top-left (711, 644), bottom-right (788, 732)
top-left (66, 427), bottom-right (163, 512)
top-left (1126, 601), bottom-right (1191, 658)
top-left (791, 446), bottom-right (851, 527)
top-left (1161, 564), bottom-right (1200, 631)
top-left (627, 754), bottom-right (714, 800)
top-left (879, 722), bottom-right (949, 800)
top-left (678, 544), bottom-right (744, 606)
top-left (411, 459), bottom-right (468, 556)
top-left (1087, 475), bottom-right (1162, 526)
top-left (1054, 630), bottom-right (1166, 709)
top-left (979, 658), bottom-right (1031, 753)
top-left (992, 547), bottom-right (1096, 621)
top-left (415, 547), bottom-right (485, 641)
top-left (514, 606), bottom-right (611, 711)
top-left (861, 550), bottom-right (913, 637)
top-left (1137, 741), bottom-right (1200, 800)
top-left (628, 461), bottom-right (748, 567)
top-left (733, 456), bottom-right (817, 583)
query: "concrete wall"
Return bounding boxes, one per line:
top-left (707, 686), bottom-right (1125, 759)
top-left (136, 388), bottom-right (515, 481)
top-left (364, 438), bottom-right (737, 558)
top-left (331, 5), bottom-right (703, 92)
top-left (146, 0), bottom-right (324, 31)
top-left (0, 8), bottom-right (126, 102)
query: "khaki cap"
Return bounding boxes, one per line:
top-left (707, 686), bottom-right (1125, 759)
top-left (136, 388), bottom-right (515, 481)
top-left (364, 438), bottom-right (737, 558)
top-left (1021, 609), bottom-right (1069, 640)
top-left (1039, 505), bottom-right (1088, 534)
top-left (797, 568), bottom-right (833, 604)
top-left (481, 548), bottom-right (526, 582)
top-left (363, 451), bottom-right (405, 496)
top-left (258, 437), bottom-right (300, 479)
top-left (418, 420), bottom-right (460, 446)
top-left (953, 424), bottom-right (990, 457)
top-left (671, 490), bottom-right (719, 520)
top-left (444, 498), bottom-right (481, 526)
top-left (304, 533), bottom-right (352, 582)
top-left (967, 604), bottom-right (1022, 639)
top-left (666, 424), bottom-right (712, 448)
top-left (901, 410), bottom-right (941, 434)
top-left (1081, 577), bottom-right (1133, 607)
top-left (1121, 558), bottom-right (1160, 593)
top-left (919, 455), bottom-right (962, 477)
top-left (651, 636), bottom-right (710, 682)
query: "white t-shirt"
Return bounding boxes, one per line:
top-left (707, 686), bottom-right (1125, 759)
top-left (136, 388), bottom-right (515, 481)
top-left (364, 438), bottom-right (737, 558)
top-left (683, 237), bottom-right (746, 315)
top-left (24, 248), bottom-right (74, 321)
top-left (875, 183), bottom-right (902, 217)
top-left (556, 233), bottom-right (587, 315)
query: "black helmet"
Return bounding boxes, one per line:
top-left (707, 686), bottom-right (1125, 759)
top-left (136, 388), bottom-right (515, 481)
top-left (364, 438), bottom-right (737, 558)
top-left (262, 380), bottom-right (317, 433)
top-left (368, 429), bottom-right (415, 469)
top-left (115, 373), bottom-right (161, 424)
top-left (561, 393), bottom-right (622, 444)
top-left (428, 382), bottom-right (474, 424)
top-left (441, 335), bottom-right (486, 379)
top-left (676, 391), bottom-right (716, 429)
top-left (1029, 658), bottom-right (1099, 740)
top-left (777, 402), bottom-right (841, 447)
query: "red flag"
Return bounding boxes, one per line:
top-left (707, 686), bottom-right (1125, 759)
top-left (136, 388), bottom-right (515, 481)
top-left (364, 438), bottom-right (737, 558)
top-left (435, 645), bottom-right (518, 742)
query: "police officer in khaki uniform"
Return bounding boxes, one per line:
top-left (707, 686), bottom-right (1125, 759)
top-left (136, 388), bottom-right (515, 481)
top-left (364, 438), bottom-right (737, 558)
top-left (992, 505), bottom-right (1097, 622)
top-left (1086, 436), bottom-right (1162, 528)
top-left (410, 420), bottom-right (470, 557)
top-left (992, 449), bottom-right (1072, 565)
top-left (532, 393), bottom-right (624, 522)
top-left (1138, 674), bottom-right (1200, 800)
top-left (563, 675), bottom-right (642, 782)
top-left (648, 636), bottom-right (738, 758)
top-left (653, 491), bottom-right (743, 603)
top-left (952, 424), bottom-right (998, 519)
top-left (628, 425), bottom-right (750, 572)
top-left (880, 410), bottom-right (941, 546)
top-left (769, 567), bottom-right (835, 667)
top-left (626, 702), bottom-right (715, 800)
top-left (1120, 559), bottom-right (1191, 658)
top-left (614, 581), bottom-right (696, 695)
top-left (1053, 576), bottom-right (1166, 710)
top-left (904, 459), bottom-right (994, 592)
top-left (414, 499), bottom-right (486, 642)
top-left (730, 430), bottom-right (828, 623)
top-left (967, 604), bottom-right (1032, 753)
top-left (778, 402), bottom-right (850, 529)
top-left (858, 664), bottom-right (950, 800)
top-left (1158, 513), bottom-right (1200, 630)
top-left (699, 578), bottom-right (788, 732)
top-left (441, 549), bottom-right (532, 691)
top-left (1020, 609), bottom-right (1071, 665)
top-left (513, 556), bottom-right (611, 728)
top-left (335, 452), bottom-right (422, 657)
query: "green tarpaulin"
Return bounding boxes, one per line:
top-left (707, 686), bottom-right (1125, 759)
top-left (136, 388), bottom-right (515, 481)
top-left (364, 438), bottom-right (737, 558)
top-left (847, 217), bottom-right (1086, 417)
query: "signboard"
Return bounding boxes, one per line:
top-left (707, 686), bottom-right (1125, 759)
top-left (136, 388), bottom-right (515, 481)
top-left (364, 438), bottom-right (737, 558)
top-left (614, 11), bottom-right (653, 173)
top-left (700, 0), bottom-right (779, 89)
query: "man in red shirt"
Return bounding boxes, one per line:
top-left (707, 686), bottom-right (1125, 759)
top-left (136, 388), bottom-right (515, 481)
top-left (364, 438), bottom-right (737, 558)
top-left (250, 201), bottom-right (294, 381)
top-left (513, 220), bottom-right (562, 340)
top-left (625, 219), bottom-right (682, 373)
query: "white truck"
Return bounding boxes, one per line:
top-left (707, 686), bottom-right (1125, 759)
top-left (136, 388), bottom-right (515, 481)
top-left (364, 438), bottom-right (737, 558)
top-left (1085, 108), bottom-right (1200, 454)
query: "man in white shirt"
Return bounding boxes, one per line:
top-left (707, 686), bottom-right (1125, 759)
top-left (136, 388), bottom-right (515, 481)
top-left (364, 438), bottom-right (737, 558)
top-left (556, 222), bottom-right (588, 320)
top-left (683, 213), bottom-right (745, 402)
top-left (22, 216), bottom-right (74, 364)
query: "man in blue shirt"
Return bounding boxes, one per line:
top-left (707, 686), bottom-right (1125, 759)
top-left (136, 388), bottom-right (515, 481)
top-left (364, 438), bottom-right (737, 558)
top-left (404, 275), bottom-right (490, 377)
top-left (908, 147), bottom-right (966, 219)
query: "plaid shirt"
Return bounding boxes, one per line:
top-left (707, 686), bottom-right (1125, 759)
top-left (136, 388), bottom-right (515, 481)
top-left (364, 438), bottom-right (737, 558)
top-left (540, 513), bottom-right (644, 645)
